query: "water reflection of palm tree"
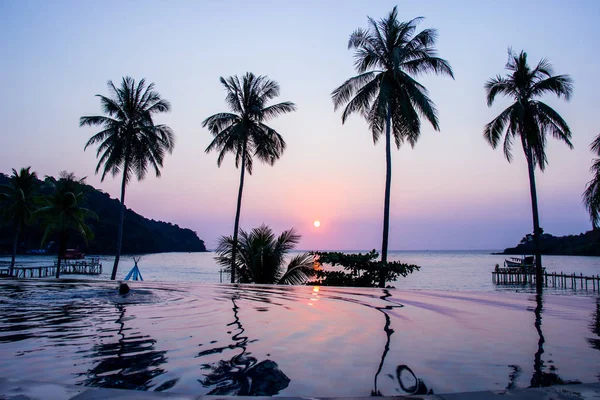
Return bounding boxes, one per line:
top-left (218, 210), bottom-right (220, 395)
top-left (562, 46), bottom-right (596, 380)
top-left (372, 289), bottom-right (431, 396)
top-left (198, 293), bottom-right (290, 395)
top-left (528, 293), bottom-right (577, 388)
top-left (588, 298), bottom-right (600, 380)
top-left (81, 303), bottom-right (172, 391)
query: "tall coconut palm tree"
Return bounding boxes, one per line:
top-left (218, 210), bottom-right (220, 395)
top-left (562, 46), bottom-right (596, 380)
top-left (80, 77), bottom-right (175, 280)
top-left (583, 134), bottom-right (600, 228)
top-left (0, 167), bottom-right (39, 276)
top-left (37, 172), bottom-right (97, 278)
top-left (215, 224), bottom-right (315, 285)
top-left (204, 73), bottom-right (296, 283)
top-left (484, 50), bottom-right (573, 292)
top-left (331, 7), bottom-right (453, 287)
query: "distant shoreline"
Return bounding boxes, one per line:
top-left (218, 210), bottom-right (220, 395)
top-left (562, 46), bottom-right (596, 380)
top-left (498, 230), bottom-right (600, 257)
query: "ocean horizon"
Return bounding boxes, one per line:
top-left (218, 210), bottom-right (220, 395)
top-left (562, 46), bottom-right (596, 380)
top-left (3, 250), bottom-right (598, 294)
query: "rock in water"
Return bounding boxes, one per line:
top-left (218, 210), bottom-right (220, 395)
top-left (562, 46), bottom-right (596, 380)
top-left (247, 360), bottom-right (290, 396)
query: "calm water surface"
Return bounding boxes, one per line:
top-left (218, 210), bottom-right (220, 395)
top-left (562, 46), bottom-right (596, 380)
top-left (0, 280), bottom-right (599, 396)
top-left (0, 251), bottom-right (599, 395)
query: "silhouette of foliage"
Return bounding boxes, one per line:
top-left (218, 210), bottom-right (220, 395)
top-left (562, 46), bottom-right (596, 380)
top-left (215, 224), bottom-right (314, 284)
top-left (0, 167), bottom-right (39, 274)
top-left (583, 133), bottom-right (600, 228)
top-left (308, 250), bottom-right (420, 287)
top-left (503, 230), bottom-right (600, 256)
top-left (36, 172), bottom-right (97, 278)
top-left (0, 173), bottom-right (206, 255)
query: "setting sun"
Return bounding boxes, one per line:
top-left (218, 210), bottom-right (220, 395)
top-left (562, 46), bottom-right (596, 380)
top-left (313, 220), bottom-right (321, 228)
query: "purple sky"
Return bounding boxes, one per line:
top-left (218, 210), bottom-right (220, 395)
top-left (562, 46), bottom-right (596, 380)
top-left (1, 0), bottom-right (598, 250)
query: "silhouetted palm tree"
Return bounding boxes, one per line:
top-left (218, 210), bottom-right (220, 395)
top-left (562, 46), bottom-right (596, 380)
top-left (485, 50), bottom-right (573, 291)
top-left (331, 7), bottom-right (453, 287)
top-left (80, 77), bottom-right (175, 280)
top-left (215, 225), bottom-right (314, 284)
top-left (583, 134), bottom-right (600, 228)
top-left (37, 172), bottom-right (97, 278)
top-left (204, 73), bottom-right (296, 283)
top-left (0, 167), bottom-right (39, 275)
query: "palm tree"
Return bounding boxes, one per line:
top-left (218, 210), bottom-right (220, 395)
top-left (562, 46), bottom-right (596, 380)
top-left (37, 172), bottom-right (97, 278)
top-left (583, 134), bottom-right (600, 228)
top-left (80, 77), bottom-right (175, 280)
top-left (484, 50), bottom-right (573, 291)
top-left (214, 224), bottom-right (315, 285)
top-left (204, 73), bottom-right (296, 283)
top-left (0, 167), bottom-right (39, 276)
top-left (331, 7), bottom-right (453, 287)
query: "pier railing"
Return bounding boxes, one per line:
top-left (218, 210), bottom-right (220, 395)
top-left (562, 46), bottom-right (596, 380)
top-left (8, 258), bottom-right (103, 278)
top-left (492, 269), bottom-right (600, 291)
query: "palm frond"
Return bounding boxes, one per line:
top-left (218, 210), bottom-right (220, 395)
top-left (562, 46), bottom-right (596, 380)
top-left (484, 105), bottom-right (514, 150)
top-left (583, 158), bottom-right (600, 228)
top-left (261, 101), bottom-right (297, 121)
top-left (485, 76), bottom-right (516, 106)
top-left (534, 101), bottom-right (573, 149)
top-left (331, 72), bottom-right (378, 111)
top-left (530, 75), bottom-right (573, 100)
top-left (278, 253), bottom-right (315, 285)
top-left (591, 133), bottom-right (600, 156)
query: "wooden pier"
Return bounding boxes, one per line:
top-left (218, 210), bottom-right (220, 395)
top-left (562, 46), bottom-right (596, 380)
top-left (492, 269), bottom-right (600, 291)
top-left (7, 258), bottom-right (102, 278)
top-left (54, 258), bottom-right (102, 275)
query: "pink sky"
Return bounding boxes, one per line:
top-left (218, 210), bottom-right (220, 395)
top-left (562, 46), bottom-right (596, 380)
top-left (1, 0), bottom-right (598, 250)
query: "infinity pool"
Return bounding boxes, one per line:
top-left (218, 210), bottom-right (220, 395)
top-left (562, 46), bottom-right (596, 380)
top-left (0, 280), bottom-right (598, 396)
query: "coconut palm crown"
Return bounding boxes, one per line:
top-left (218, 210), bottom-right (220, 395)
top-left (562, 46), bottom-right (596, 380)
top-left (331, 6), bottom-right (453, 287)
top-left (80, 77), bottom-right (175, 280)
top-left (204, 73), bottom-right (296, 283)
top-left (215, 224), bottom-right (315, 285)
top-left (484, 50), bottom-right (573, 291)
top-left (583, 134), bottom-right (600, 228)
top-left (0, 167), bottom-right (39, 275)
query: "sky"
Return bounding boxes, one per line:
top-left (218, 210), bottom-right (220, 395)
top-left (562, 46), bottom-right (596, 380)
top-left (1, 0), bottom-right (599, 251)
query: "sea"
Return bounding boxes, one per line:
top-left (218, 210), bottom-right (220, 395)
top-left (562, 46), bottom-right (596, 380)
top-left (2, 250), bottom-right (599, 293)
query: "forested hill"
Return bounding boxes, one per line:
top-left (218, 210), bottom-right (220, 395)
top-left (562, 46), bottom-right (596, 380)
top-left (502, 230), bottom-right (600, 256)
top-left (0, 173), bottom-right (207, 255)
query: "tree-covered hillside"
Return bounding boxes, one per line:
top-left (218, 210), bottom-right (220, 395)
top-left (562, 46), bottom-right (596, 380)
top-left (503, 230), bottom-right (600, 256)
top-left (0, 173), bottom-right (206, 255)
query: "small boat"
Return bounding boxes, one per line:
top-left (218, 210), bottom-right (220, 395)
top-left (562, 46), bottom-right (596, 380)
top-left (504, 255), bottom-right (535, 269)
top-left (63, 249), bottom-right (85, 260)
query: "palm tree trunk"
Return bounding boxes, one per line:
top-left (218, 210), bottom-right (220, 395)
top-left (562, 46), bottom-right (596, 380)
top-left (9, 221), bottom-right (20, 277)
top-left (111, 165), bottom-right (128, 280)
top-left (56, 231), bottom-right (66, 279)
top-left (380, 105), bottom-right (392, 288)
top-left (524, 143), bottom-right (543, 293)
top-left (230, 144), bottom-right (247, 283)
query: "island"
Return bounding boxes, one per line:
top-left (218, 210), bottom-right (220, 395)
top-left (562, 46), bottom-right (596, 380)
top-left (502, 230), bottom-right (600, 257)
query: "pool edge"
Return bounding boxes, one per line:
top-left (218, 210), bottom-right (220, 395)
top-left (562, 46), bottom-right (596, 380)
top-left (1, 377), bottom-right (599, 399)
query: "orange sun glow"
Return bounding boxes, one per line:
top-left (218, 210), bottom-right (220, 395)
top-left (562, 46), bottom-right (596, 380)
top-left (313, 220), bottom-right (321, 228)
